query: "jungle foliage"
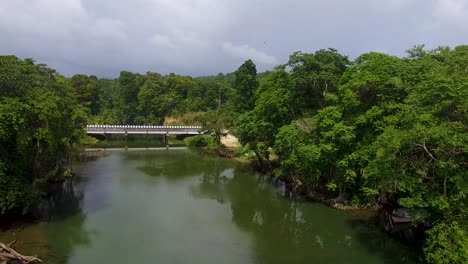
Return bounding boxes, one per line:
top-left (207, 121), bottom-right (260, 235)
top-left (0, 56), bottom-right (87, 212)
top-left (233, 46), bottom-right (468, 263)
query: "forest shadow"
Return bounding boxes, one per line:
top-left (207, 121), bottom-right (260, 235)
top-left (1, 180), bottom-right (94, 264)
top-left (346, 217), bottom-right (423, 263)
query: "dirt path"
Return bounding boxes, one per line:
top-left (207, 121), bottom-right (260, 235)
top-left (220, 134), bottom-right (239, 148)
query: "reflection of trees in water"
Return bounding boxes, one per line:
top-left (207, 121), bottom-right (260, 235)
top-left (43, 214), bottom-right (92, 264)
top-left (34, 180), bottom-right (92, 264)
top-left (190, 164), bottom-right (315, 262)
top-left (226, 170), bottom-right (315, 263)
top-left (128, 149), bottom-right (228, 181)
top-left (123, 150), bottom-right (418, 263)
top-left (346, 218), bottom-right (422, 263)
top-left (75, 150), bottom-right (110, 162)
top-left (191, 165), bottom-right (420, 264)
top-left (190, 157), bottom-right (229, 204)
top-left (36, 181), bottom-right (83, 221)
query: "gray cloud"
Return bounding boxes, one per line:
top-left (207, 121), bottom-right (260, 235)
top-left (0, 0), bottom-right (467, 78)
top-left (221, 42), bottom-right (277, 64)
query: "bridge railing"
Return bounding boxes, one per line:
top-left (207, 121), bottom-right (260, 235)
top-left (85, 125), bottom-right (203, 134)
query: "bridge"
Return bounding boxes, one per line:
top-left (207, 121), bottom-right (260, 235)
top-left (85, 125), bottom-right (202, 135)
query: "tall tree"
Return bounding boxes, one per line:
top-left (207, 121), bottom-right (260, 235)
top-left (117, 71), bottom-right (145, 124)
top-left (70, 74), bottom-right (100, 116)
top-left (235, 70), bottom-right (295, 169)
top-left (286, 49), bottom-right (349, 113)
top-left (233, 59), bottom-right (259, 112)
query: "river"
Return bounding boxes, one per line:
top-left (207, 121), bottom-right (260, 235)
top-left (0, 148), bottom-right (420, 263)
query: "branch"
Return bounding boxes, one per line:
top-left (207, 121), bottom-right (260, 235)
top-left (0, 242), bottom-right (42, 263)
top-left (414, 142), bottom-right (438, 162)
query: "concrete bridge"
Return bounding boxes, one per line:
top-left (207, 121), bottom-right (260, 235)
top-left (85, 125), bottom-right (202, 135)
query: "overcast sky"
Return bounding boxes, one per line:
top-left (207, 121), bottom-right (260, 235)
top-left (1, 0), bottom-right (467, 77)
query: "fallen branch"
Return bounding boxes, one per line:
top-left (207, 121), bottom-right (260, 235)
top-left (0, 242), bottom-right (42, 264)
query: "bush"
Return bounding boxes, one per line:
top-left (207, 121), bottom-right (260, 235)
top-left (0, 163), bottom-right (38, 213)
top-left (233, 146), bottom-right (252, 157)
top-left (80, 135), bottom-right (99, 147)
top-left (424, 221), bottom-right (468, 264)
top-left (184, 135), bottom-right (217, 149)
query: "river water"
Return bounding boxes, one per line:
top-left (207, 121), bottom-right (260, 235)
top-left (0, 148), bottom-right (420, 263)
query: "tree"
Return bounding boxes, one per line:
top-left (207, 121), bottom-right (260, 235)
top-left (424, 221), bottom-right (468, 264)
top-left (70, 74), bottom-right (100, 116)
top-left (0, 56), bottom-right (85, 213)
top-left (136, 72), bottom-right (166, 124)
top-left (286, 49), bottom-right (349, 113)
top-left (235, 70), bottom-right (295, 170)
top-left (233, 59), bottom-right (259, 112)
top-left (117, 71), bottom-right (145, 124)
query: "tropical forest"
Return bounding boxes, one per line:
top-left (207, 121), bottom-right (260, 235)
top-left (0, 44), bottom-right (467, 263)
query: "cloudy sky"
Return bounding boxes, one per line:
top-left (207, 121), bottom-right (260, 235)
top-left (1, 0), bottom-right (467, 77)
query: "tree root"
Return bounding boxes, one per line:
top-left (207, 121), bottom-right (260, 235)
top-left (0, 241), bottom-right (42, 264)
top-left (324, 194), bottom-right (345, 206)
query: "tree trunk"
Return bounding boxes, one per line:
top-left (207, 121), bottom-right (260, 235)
top-left (444, 175), bottom-right (447, 197)
top-left (254, 152), bottom-right (264, 170)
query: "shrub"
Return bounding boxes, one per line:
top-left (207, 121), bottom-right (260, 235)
top-left (424, 221), bottom-right (468, 264)
top-left (184, 135), bottom-right (217, 149)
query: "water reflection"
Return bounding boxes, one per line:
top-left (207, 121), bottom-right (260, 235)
top-left (188, 158), bottom-right (420, 264)
top-left (0, 178), bottom-right (93, 264)
top-left (1, 149), bottom-right (420, 264)
top-left (347, 218), bottom-right (423, 263)
top-left (36, 181), bottom-right (83, 222)
top-left (130, 148), bottom-right (221, 181)
top-left (128, 149), bottom-right (420, 263)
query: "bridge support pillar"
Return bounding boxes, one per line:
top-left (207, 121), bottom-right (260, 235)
top-left (124, 130), bottom-right (128, 149)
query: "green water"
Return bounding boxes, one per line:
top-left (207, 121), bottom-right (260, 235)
top-left (0, 148), bottom-right (420, 263)
top-left (90, 134), bottom-right (185, 148)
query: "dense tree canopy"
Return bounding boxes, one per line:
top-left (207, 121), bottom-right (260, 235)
top-left (76, 71), bottom-right (237, 126)
top-left (0, 56), bottom-right (86, 212)
top-left (232, 59), bottom-right (259, 112)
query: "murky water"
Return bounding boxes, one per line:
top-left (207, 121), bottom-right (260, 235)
top-left (0, 148), bottom-right (420, 263)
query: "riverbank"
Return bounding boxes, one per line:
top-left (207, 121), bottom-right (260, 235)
top-left (85, 134), bottom-right (381, 215)
top-left (0, 209), bottom-right (36, 231)
top-left (200, 142), bottom-right (380, 214)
